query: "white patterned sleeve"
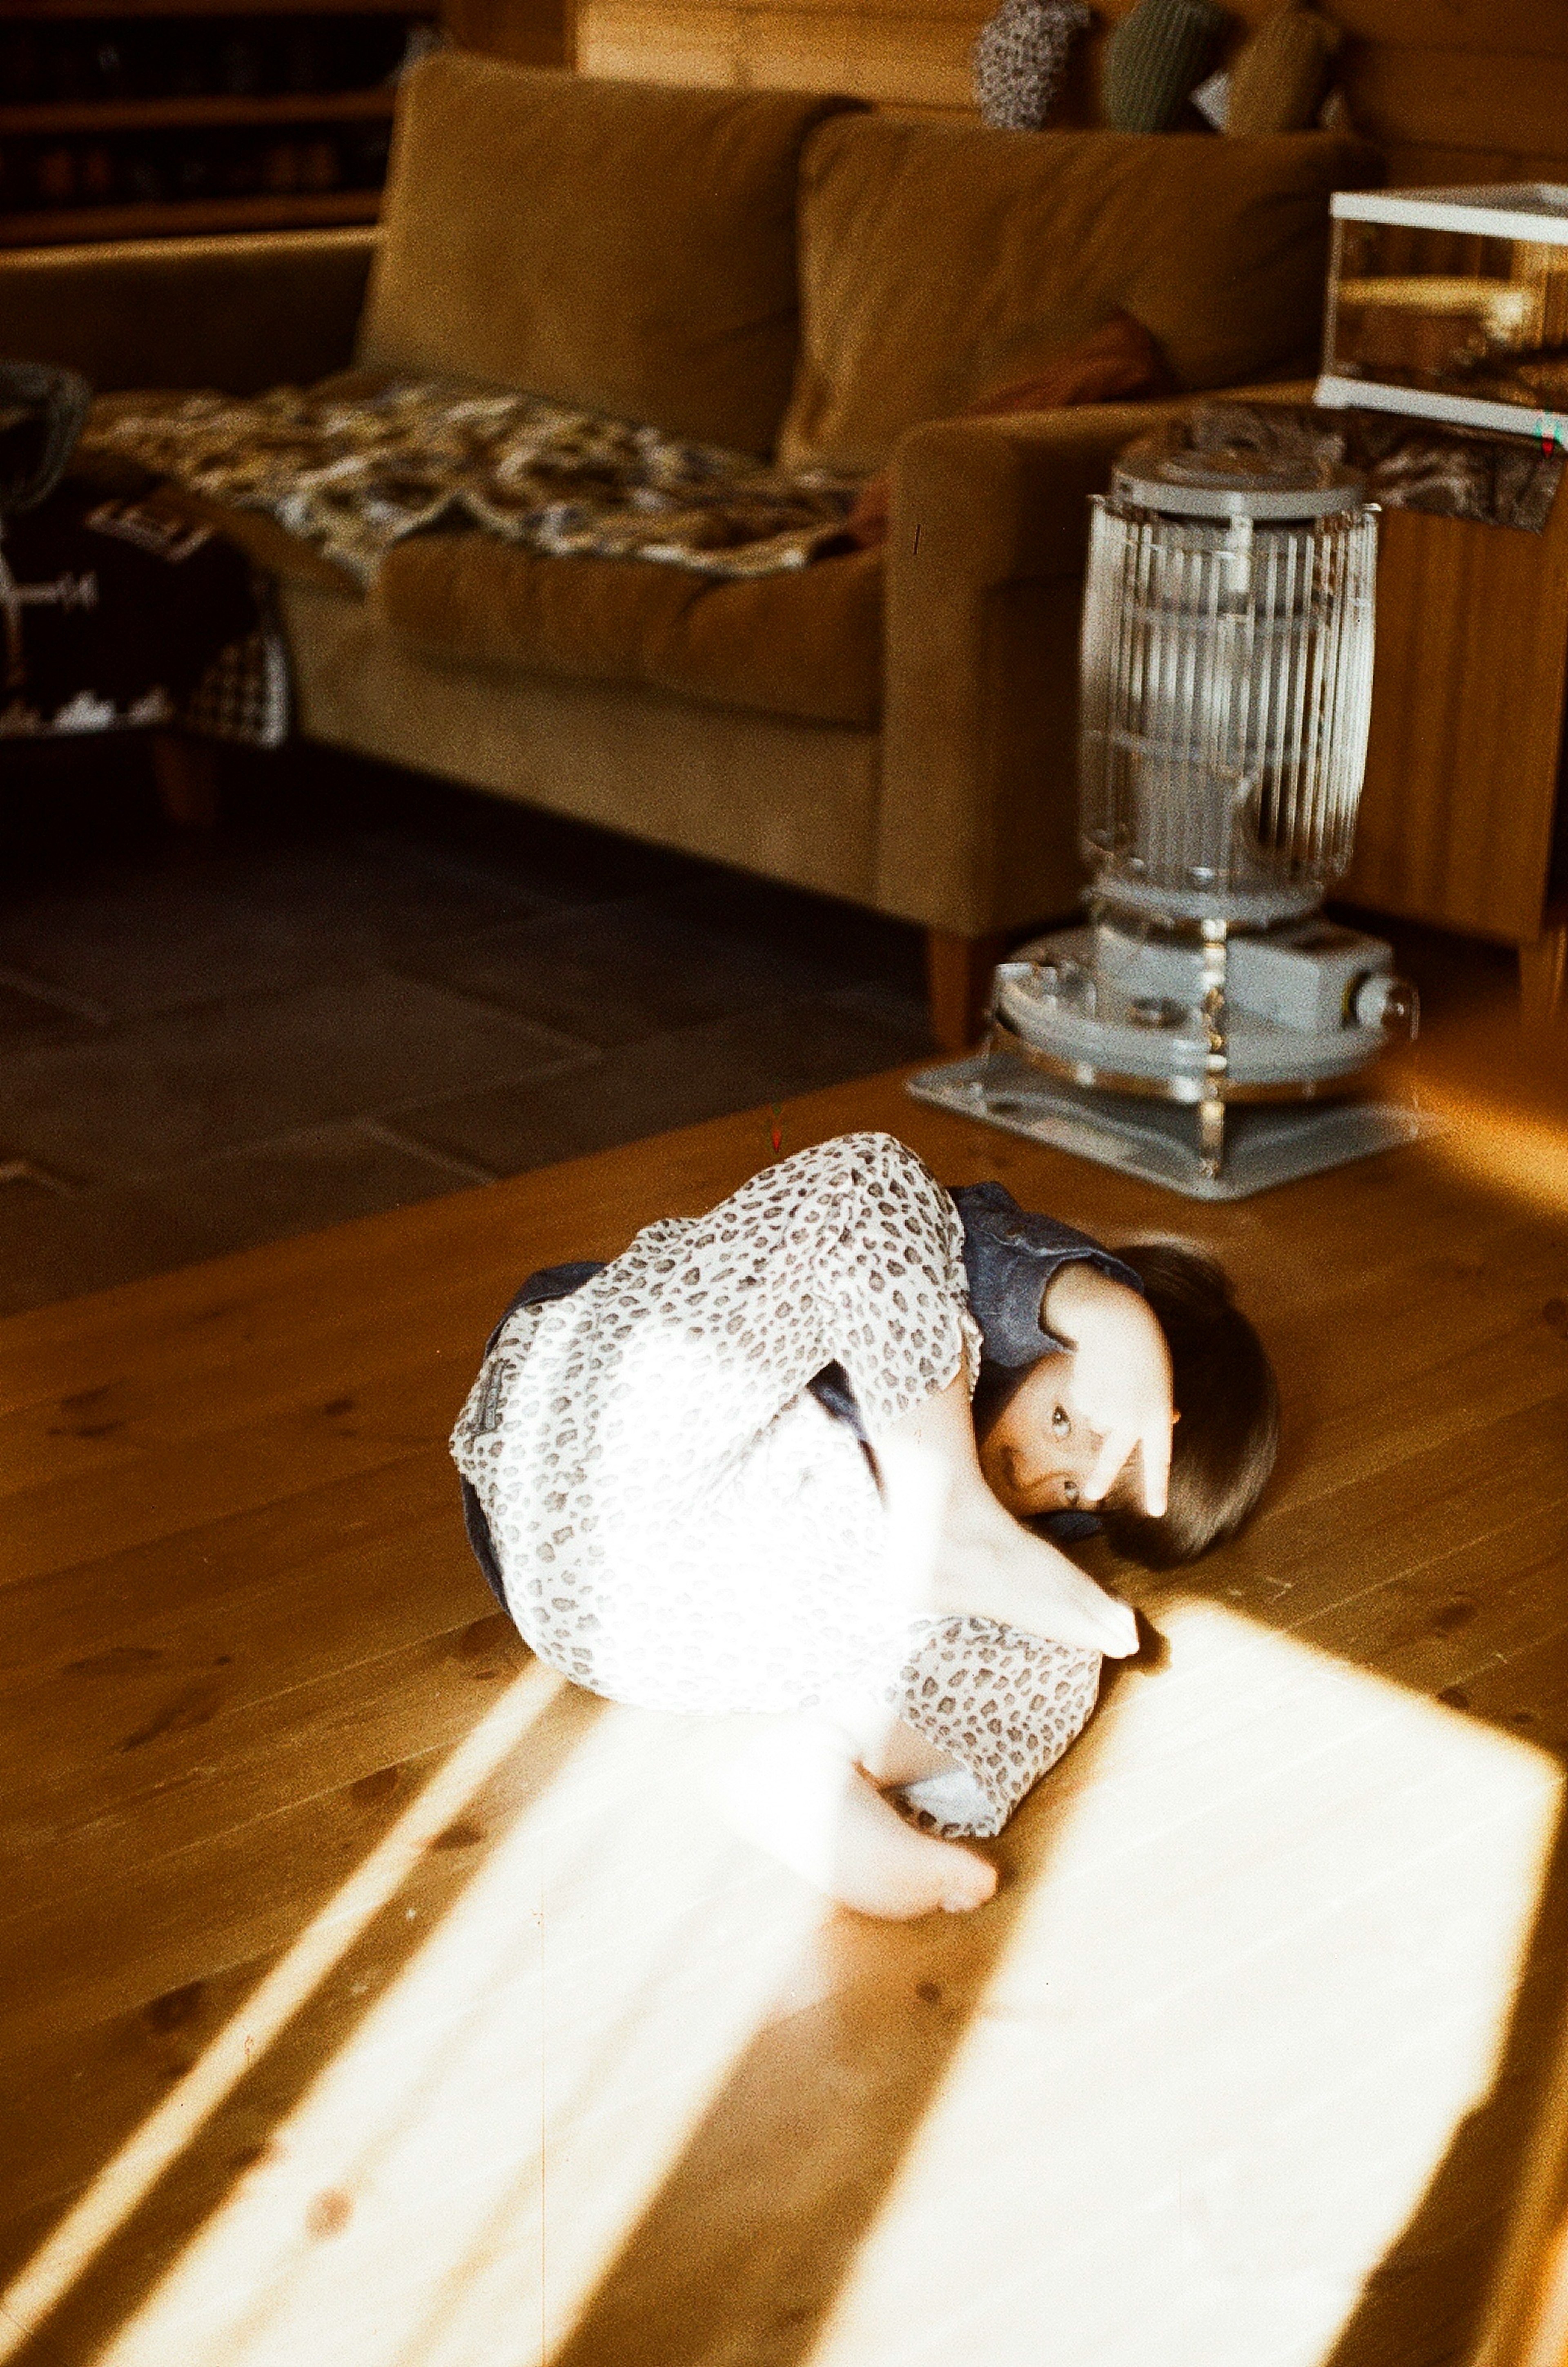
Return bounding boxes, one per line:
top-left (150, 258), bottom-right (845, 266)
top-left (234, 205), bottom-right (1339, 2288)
top-left (597, 1130), bottom-right (982, 1451)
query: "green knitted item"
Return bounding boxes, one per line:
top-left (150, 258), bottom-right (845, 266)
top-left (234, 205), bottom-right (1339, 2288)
top-left (1102, 0), bottom-right (1227, 133)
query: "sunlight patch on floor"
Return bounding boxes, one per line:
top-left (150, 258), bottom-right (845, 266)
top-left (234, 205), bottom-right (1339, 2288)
top-left (0, 1659), bottom-right (568, 2365)
top-left (83, 1705), bottom-right (825, 2367)
top-left (1418, 1082), bottom-right (1568, 1218)
top-left (17, 1603), bottom-right (1562, 2367)
top-left (806, 1598), bottom-right (1563, 2367)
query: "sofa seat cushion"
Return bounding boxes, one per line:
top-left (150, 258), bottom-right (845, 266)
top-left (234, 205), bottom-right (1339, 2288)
top-left (779, 117), bottom-right (1381, 473)
top-left (358, 54), bottom-right (861, 460)
top-left (279, 580), bottom-right (883, 907)
top-left (375, 535), bottom-right (883, 729)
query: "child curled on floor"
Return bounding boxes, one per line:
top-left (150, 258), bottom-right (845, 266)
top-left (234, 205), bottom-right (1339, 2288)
top-left (452, 1132), bottom-right (1278, 1921)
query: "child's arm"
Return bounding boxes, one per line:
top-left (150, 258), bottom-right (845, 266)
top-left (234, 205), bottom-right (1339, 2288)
top-left (949, 1184), bottom-right (1144, 1365)
top-left (879, 1370), bottom-right (1140, 1658)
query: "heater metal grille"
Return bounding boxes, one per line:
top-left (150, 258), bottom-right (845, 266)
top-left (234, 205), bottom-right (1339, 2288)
top-left (1078, 496), bottom-right (1377, 923)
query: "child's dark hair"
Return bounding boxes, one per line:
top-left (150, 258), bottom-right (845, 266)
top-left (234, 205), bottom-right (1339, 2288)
top-left (1096, 1241), bottom-right (1279, 1571)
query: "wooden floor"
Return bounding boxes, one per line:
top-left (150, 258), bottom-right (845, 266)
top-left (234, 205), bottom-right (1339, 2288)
top-left (2, 954), bottom-right (1566, 2367)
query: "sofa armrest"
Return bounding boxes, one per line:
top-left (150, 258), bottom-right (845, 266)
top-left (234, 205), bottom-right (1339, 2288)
top-left (0, 227), bottom-right (376, 395)
top-left (875, 384), bottom-right (1315, 937)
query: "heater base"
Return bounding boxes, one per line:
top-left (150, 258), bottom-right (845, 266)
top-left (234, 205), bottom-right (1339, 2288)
top-left (907, 1052), bottom-right (1427, 1200)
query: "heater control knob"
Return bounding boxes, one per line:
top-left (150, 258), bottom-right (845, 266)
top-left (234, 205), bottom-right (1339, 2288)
top-left (1026, 957), bottom-right (1098, 1016)
top-left (1350, 972), bottom-right (1420, 1040)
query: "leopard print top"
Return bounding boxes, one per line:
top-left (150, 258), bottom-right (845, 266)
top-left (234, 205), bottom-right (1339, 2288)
top-left (452, 1132), bottom-right (1100, 1838)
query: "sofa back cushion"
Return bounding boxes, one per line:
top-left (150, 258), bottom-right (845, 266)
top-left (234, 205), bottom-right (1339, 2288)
top-left (777, 118), bottom-right (1381, 473)
top-left (358, 55), bottom-right (860, 457)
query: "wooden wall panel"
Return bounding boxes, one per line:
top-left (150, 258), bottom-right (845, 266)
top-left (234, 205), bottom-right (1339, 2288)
top-left (746, 10), bottom-right (973, 105)
top-left (448, 0), bottom-right (570, 66)
top-left (725, 0), bottom-right (983, 22)
top-left (1341, 47), bottom-right (1568, 156)
top-left (575, 0), bottom-right (739, 82)
top-left (1320, 0), bottom-right (1568, 49)
top-left (1382, 145), bottom-right (1568, 190)
top-left (575, 0), bottom-right (981, 94)
top-left (575, 0), bottom-right (979, 96)
top-left (1087, 0), bottom-right (1568, 45)
top-left (572, 0), bottom-right (1568, 188)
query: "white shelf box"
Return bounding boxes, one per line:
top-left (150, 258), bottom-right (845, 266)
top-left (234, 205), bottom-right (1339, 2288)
top-left (1316, 183), bottom-right (1568, 446)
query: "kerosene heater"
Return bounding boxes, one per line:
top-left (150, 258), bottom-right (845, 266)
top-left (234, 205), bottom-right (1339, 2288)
top-left (911, 429), bottom-right (1420, 1198)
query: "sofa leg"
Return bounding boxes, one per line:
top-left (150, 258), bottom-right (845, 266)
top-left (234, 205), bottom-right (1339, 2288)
top-left (925, 928), bottom-right (1006, 1055)
top-left (152, 732), bottom-right (220, 830)
top-left (1519, 918), bottom-right (1568, 1028)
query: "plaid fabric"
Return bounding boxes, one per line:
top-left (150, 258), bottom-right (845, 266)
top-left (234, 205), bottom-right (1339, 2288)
top-left (0, 483), bottom-right (279, 742)
top-left (183, 604), bottom-right (290, 749)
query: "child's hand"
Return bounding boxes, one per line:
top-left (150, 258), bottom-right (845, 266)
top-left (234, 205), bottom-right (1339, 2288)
top-left (1041, 1263), bottom-right (1174, 1517)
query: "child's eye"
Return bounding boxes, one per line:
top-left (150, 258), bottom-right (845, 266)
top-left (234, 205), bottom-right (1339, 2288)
top-left (1051, 1404), bottom-right (1070, 1437)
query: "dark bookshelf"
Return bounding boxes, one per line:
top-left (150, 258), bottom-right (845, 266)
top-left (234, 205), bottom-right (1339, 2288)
top-left (0, 2), bottom-right (436, 241)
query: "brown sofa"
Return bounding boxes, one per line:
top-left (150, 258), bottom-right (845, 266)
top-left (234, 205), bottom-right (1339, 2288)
top-left (0, 56), bottom-right (1378, 1044)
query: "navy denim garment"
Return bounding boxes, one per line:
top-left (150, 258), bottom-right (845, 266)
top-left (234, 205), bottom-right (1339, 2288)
top-left (459, 1184), bottom-right (1142, 1605)
top-left (948, 1182), bottom-right (1141, 1364)
top-left (950, 1183), bottom-right (1142, 1541)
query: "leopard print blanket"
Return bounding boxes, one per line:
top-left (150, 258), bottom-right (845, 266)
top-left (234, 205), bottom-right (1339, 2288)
top-left (78, 379), bottom-right (864, 587)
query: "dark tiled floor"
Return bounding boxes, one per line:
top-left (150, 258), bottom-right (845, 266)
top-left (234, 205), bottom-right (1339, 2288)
top-left (1, 974), bottom-right (591, 1184)
top-left (0, 738), bottom-right (932, 1315)
top-left (400, 983), bottom-right (935, 1176)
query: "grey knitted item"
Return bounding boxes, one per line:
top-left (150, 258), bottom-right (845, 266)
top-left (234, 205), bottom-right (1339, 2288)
top-left (973, 0), bottom-right (1091, 132)
top-left (1102, 0), bottom-right (1226, 133)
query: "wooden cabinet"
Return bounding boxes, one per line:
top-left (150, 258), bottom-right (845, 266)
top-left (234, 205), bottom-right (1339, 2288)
top-left (0, 0), bottom-right (437, 245)
top-left (1342, 487), bottom-right (1568, 1004)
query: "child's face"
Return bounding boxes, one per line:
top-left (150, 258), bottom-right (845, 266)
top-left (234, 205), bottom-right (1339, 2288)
top-left (977, 1350), bottom-right (1117, 1520)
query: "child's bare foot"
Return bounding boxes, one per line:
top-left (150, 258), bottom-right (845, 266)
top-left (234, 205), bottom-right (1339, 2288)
top-left (716, 1719), bottom-right (998, 1920)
